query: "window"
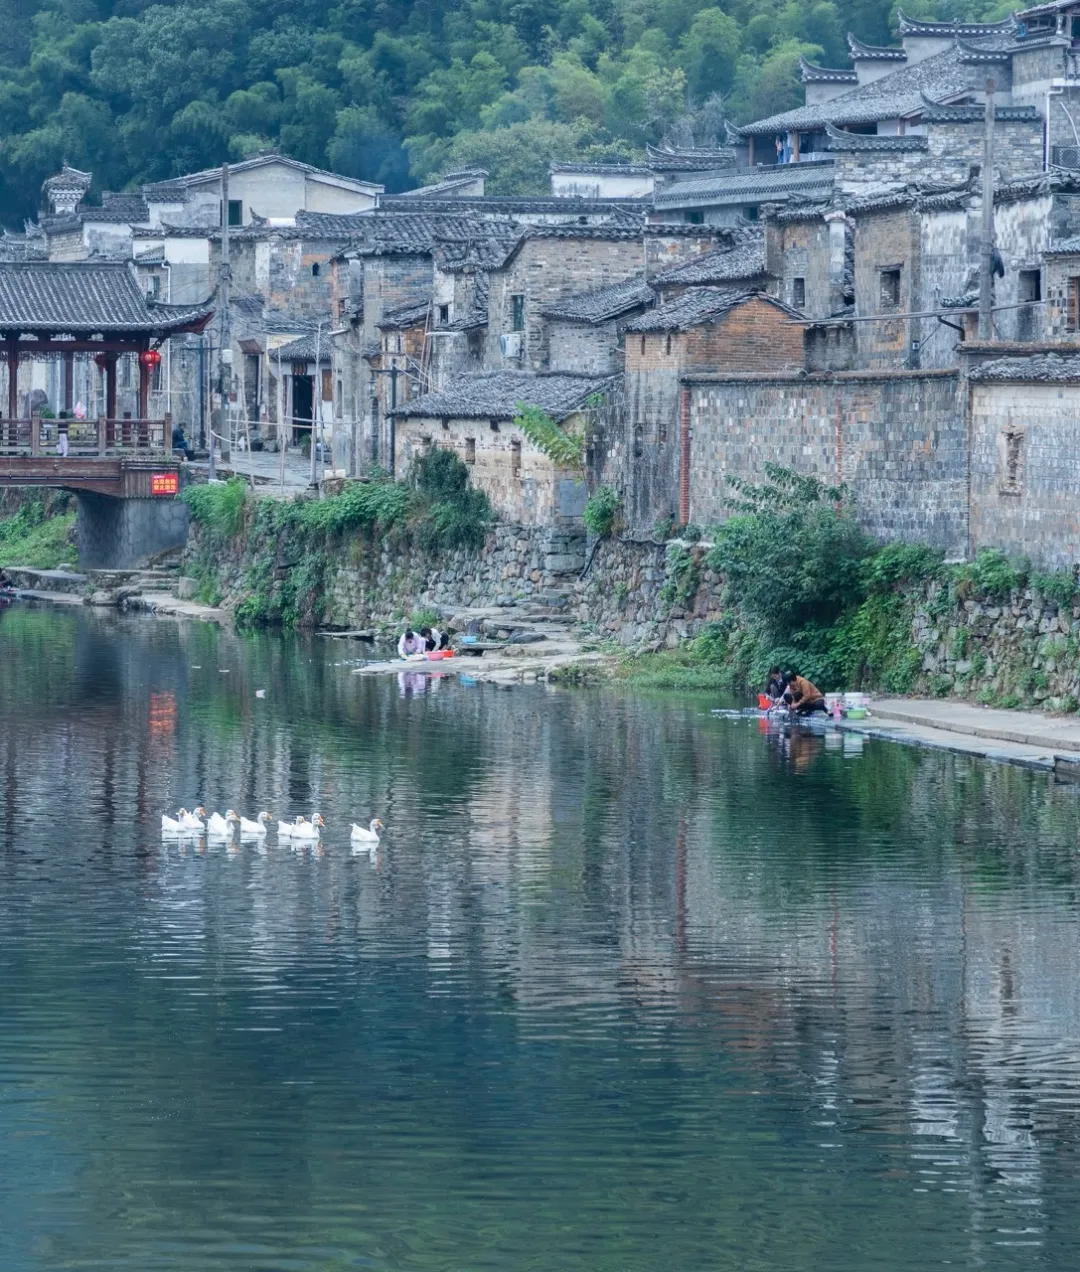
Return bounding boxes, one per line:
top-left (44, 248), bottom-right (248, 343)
top-left (1068, 276), bottom-right (1080, 332)
top-left (633, 423), bottom-right (644, 459)
top-left (438, 304), bottom-right (449, 324)
top-left (511, 439), bottom-right (521, 476)
top-left (489, 419), bottom-right (500, 432)
top-left (640, 335), bottom-right (646, 355)
top-left (321, 369), bottom-right (333, 402)
top-left (686, 210), bottom-right (704, 225)
top-left (880, 267), bottom-right (902, 310)
top-left (227, 199), bottom-right (243, 227)
top-left (792, 277), bottom-right (806, 310)
top-left (1001, 430), bottom-right (1024, 495)
top-left (440, 417), bottom-right (450, 430)
top-left (311, 262), bottom-right (320, 277)
top-left (511, 294), bottom-right (525, 332)
top-left (465, 437), bottom-right (476, 464)
top-left (146, 274), bottom-right (161, 299)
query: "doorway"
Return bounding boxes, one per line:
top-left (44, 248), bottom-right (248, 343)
top-left (292, 374), bottom-right (313, 446)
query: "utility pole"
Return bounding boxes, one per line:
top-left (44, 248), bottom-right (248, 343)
top-left (215, 162), bottom-right (232, 474)
top-left (979, 78), bottom-right (996, 341)
top-left (388, 361), bottom-right (398, 477)
top-left (310, 322), bottom-right (321, 487)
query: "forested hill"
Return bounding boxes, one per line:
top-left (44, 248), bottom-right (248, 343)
top-left (0, 0), bottom-right (1010, 225)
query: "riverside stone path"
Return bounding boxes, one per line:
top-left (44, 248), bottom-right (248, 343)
top-left (843, 698), bottom-right (1080, 771)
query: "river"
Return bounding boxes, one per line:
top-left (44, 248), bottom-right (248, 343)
top-left (2, 604), bottom-right (1080, 1270)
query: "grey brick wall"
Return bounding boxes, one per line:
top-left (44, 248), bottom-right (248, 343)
top-left (686, 371), bottom-right (967, 555)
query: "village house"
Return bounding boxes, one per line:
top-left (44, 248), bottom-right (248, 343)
top-left (395, 371), bottom-right (614, 527)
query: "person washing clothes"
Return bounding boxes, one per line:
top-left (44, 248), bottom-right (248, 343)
top-left (764, 666), bottom-right (786, 702)
top-left (419, 625), bottom-right (449, 652)
top-left (782, 670), bottom-right (826, 715)
top-left (397, 628), bottom-right (426, 659)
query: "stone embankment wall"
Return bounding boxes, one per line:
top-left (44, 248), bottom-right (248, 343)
top-left (913, 585), bottom-right (1080, 711)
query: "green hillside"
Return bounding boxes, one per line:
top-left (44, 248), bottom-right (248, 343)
top-left (0, 0), bottom-right (1010, 225)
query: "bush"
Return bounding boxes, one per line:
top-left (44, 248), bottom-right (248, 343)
top-left (182, 477), bottom-right (247, 540)
top-left (296, 478), bottom-right (409, 535)
top-left (863, 541), bottom-right (944, 593)
top-left (407, 447), bottom-right (493, 551)
top-left (1031, 568), bottom-right (1078, 609)
top-left (706, 465), bottom-right (872, 637)
top-left (583, 485), bottom-right (622, 537)
top-left (954, 548), bottom-right (1029, 601)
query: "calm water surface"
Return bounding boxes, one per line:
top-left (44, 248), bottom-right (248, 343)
top-left (3, 605), bottom-right (1080, 1270)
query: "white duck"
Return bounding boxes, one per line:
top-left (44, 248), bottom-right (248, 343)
top-left (278, 814), bottom-right (325, 840)
top-left (181, 806), bottom-right (206, 831)
top-left (239, 811), bottom-right (273, 838)
top-left (207, 810), bottom-right (239, 838)
top-left (350, 818), bottom-right (384, 843)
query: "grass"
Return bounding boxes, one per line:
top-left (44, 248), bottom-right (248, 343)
top-left (616, 648), bottom-right (733, 691)
top-left (0, 507), bottom-right (76, 568)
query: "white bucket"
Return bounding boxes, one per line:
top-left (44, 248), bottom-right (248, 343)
top-left (844, 691), bottom-right (870, 709)
top-left (824, 693), bottom-right (843, 711)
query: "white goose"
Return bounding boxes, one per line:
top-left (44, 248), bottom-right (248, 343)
top-left (161, 809), bottom-right (188, 835)
top-left (181, 806), bottom-right (206, 831)
top-left (350, 818), bottom-right (384, 844)
top-left (207, 810), bottom-right (239, 838)
top-left (239, 811), bottom-right (273, 838)
top-left (278, 814), bottom-right (325, 840)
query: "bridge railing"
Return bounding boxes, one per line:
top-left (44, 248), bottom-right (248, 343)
top-left (0, 418), bottom-right (170, 457)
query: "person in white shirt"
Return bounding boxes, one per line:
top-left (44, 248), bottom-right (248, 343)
top-left (397, 629), bottom-right (426, 658)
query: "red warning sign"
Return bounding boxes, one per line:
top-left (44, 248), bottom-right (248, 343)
top-left (150, 471), bottom-right (179, 496)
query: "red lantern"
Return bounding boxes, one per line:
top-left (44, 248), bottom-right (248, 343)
top-left (139, 348), bottom-right (162, 369)
top-left (94, 353), bottom-right (109, 371)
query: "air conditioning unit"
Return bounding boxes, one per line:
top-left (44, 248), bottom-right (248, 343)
top-left (500, 332), bottom-right (523, 359)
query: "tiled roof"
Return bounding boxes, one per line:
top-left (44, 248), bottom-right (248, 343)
top-left (800, 58), bottom-right (858, 84)
top-left (396, 371), bottom-right (614, 422)
top-left (652, 161), bottom-right (834, 207)
top-left (645, 144), bottom-right (738, 172)
top-left (825, 125), bottom-right (927, 152)
top-left (968, 351), bottom-right (1080, 381)
top-left (446, 277), bottom-right (489, 330)
top-left (0, 232), bottom-right (47, 263)
top-left (375, 195), bottom-right (643, 215)
top-left (847, 35), bottom-right (906, 60)
top-left (80, 192), bottom-right (150, 223)
top-left (550, 161), bottom-right (653, 175)
top-left (142, 179), bottom-right (189, 203)
top-left (920, 99), bottom-right (1042, 123)
top-left (624, 288), bottom-right (802, 332)
top-left (955, 36), bottom-right (1013, 63)
top-left (270, 333), bottom-right (331, 363)
top-left (652, 234), bottom-right (766, 285)
top-left (399, 169), bottom-right (488, 198)
top-left (1043, 235), bottom-right (1080, 254)
top-left (329, 211), bottom-right (523, 255)
top-left (434, 231), bottom-right (523, 273)
top-left (133, 246), bottom-right (165, 264)
top-left (43, 165), bottom-right (93, 192)
top-left (162, 153), bottom-right (383, 194)
top-left (739, 45), bottom-right (978, 135)
top-left (895, 10), bottom-right (1015, 37)
top-left (541, 277), bottom-right (655, 323)
top-left (0, 261), bottom-right (213, 334)
top-left (377, 300), bottom-right (430, 330)
top-left (1016, 0), bottom-right (1079, 16)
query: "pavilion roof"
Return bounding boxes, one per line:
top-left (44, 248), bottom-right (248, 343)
top-left (0, 261), bottom-right (213, 338)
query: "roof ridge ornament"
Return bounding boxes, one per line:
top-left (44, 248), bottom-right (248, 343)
top-left (846, 33), bottom-right (907, 59)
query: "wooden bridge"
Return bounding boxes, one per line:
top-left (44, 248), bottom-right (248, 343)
top-left (0, 417), bottom-right (177, 496)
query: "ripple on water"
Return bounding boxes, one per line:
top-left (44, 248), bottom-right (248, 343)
top-left (2, 609), bottom-right (1080, 1269)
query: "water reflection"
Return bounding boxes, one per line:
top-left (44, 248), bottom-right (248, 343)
top-left (2, 605), bottom-right (1080, 1269)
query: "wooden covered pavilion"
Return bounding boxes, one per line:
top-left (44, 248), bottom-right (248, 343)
top-left (0, 260), bottom-right (213, 451)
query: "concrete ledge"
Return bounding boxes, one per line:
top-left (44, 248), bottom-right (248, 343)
top-left (870, 698), bottom-right (1080, 754)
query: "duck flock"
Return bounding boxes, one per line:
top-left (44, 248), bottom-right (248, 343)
top-left (161, 808), bottom-right (384, 845)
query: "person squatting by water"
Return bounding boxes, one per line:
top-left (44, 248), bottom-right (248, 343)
top-left (419, 625), bottom-right (449, 652)
top-left (783, 670), bottom-right (826, 715)
top-left (764, 666), bottom-right (786, 702)
top-left (397, 629), bottom-right (426, 658)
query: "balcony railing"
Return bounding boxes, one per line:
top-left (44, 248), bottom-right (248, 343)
top-left (0, 418), bottom-right (169, 458)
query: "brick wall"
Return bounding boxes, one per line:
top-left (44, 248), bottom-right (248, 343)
top-left (853, 209), bottom-right (918, 368)
top-left (970, 377), bottom-right (1080, 568)
top-left (397, 420), bottom-right (586, 527)
top-left (548, 320), bottom-right (621, 373)
top-left (685, 370), bottom-right (967, 555)
top-left (767, 219), bottom-right (833, 318)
